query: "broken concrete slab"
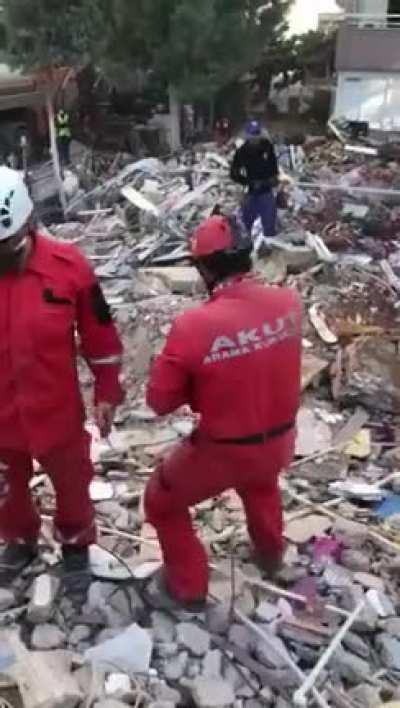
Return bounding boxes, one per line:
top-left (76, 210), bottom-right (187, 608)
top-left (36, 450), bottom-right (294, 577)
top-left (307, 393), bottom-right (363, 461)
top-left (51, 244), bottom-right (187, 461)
top-left (376, 634), bottom-right (400, 671)
top-left (0, 588), bottom-right (16, 612)
top-left (177, 623), bottom-right (210, 657)
top-left (27, 574), bottom-right (60, 624)
top-left (144, 267), bottom-right (200, 295)
top-left (164, 651), bottom-right (188, 682)
top-left (152, 611), bottom-right (177, 644)
top-left (31, 624), bottom-right (66, 651)
top-left (189, 677), bottom-right (235, 708)
top-left (85, 623), bottom-right (153, 674)
top-left (295, 407), bottom-right (332, 456)
top-left (202, 649), bottom-right (223, 679)
top-left (331, 647), bottom-right (371, 684)
top-left (333, 518), bottom-right (368, 549)
top-left (285, 514), bottom-right (332, 544)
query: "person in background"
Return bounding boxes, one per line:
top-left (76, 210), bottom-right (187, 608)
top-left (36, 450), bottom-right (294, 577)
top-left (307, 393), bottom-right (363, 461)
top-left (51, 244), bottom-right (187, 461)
top-left (231, 119), bottom-right (279, 239)
top-left (56, 106), bottom-right (72, 165)
top-left (0, 167), bottom-right (124, 597)
top-left (144, 213), bottom-right (302, 610)
top-left (215, 117), bottom-right (232, 148)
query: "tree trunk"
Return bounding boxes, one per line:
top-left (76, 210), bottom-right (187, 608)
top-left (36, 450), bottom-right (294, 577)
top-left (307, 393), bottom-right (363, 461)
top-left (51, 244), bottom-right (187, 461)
top-left (168, 83), bottom-right (181, 152)
top-left (46, 92), bottom-right (67, 217)
top-left (209, 96), bottom-right (215, 132)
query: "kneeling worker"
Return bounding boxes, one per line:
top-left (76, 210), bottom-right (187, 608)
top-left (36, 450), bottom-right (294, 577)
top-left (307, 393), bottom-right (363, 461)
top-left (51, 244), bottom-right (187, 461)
top-left (0, 167), bottom-right (124, 593)
top-left (145, 214), bottom-right (302, 609)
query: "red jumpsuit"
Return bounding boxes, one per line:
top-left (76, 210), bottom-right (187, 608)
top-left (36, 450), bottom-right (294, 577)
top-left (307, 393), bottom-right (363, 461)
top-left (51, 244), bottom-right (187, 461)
top-left (145, 275), bottom-right (302, 602)
top-left (0, 233), bottom-right (123, 545)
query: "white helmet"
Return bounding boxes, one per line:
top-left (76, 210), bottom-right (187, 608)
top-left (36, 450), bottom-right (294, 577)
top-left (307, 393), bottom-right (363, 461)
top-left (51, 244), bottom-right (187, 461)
top-left (0, 166), bottom-right (34, 242)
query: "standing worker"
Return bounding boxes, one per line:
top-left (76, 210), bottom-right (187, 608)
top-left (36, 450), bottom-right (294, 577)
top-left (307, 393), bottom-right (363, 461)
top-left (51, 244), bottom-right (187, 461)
top-left (231, 120), bottom-right (279, 239)
top-left (145, 214), bottom-right (302, 610)
top-left (56, 106), bottom-right (72, 165)
top-left (0, 167), bottom-right (124, 594)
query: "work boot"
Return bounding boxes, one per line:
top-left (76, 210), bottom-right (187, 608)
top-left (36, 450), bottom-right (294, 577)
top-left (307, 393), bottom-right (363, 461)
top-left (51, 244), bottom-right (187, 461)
top-left (0, 543), bottom-right (38, 585)
top-left (62, 545), bottom-right (92, 604)
top-left (253, 551), bottom-right (283, 580)
top-left (145, 568), bottom-right (207, 616)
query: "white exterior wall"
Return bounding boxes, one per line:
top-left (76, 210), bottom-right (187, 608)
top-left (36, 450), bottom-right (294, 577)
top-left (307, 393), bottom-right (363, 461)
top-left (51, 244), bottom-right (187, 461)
top-left (334, 71), bottom-right (400, 130)
top-left (336, 0), bottom-right (388, 14)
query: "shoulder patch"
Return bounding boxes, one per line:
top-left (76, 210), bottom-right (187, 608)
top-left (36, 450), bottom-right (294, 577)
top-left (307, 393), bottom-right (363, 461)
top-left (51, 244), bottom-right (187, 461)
top-left (91, 283), bottom-right (112, 324)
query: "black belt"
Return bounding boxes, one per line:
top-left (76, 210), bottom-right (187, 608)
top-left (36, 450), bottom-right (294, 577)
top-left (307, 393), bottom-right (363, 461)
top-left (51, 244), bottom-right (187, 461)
top-left (214, 420), bottom-right (295, 446)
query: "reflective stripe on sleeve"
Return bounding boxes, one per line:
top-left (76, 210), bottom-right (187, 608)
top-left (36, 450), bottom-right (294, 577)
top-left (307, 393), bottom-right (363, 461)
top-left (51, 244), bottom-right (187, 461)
top-left (89, 355), bottom-right (122, 365)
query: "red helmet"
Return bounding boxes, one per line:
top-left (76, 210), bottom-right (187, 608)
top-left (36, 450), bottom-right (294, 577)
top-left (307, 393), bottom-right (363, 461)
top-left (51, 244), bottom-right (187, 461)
top-left (191, 214), bottom-right (252, 260)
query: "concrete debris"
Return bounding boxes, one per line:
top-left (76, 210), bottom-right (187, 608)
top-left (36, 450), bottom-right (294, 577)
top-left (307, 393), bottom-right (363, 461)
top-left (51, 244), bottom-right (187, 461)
top-left (0, 588), bottom-right (16, 612)
top-left (3, 137), bottom-right (400, 708)
top-left (85, 623), bottom-right (153, 674)
top-left (31, 624), bottom-right (66, 651)
top-left (176, 623), bottom-right (211, 657)
top-left (189, 677), bottom-right (235, 708)
top-left (27, 574), bottom-right (60, 624)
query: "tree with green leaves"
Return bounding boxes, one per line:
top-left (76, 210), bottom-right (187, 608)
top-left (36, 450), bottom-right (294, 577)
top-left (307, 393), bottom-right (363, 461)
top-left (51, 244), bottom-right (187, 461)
top-left (3, 0), bottom-right (294, 149)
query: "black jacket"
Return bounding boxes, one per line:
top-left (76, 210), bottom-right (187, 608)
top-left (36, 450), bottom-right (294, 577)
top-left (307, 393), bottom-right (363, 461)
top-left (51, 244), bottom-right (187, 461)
top-left (231, 138), bottom-right (278, 194)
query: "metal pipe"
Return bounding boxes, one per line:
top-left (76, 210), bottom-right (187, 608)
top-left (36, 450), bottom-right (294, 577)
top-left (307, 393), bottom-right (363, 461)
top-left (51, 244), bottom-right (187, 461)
top-left (236, 608), bottom-right (331, 708)
top-left (293, 600), bottom-right (365, 707)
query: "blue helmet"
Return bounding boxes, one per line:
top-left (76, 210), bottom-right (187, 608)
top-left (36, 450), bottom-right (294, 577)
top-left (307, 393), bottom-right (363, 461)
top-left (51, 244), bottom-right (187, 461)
top-left (246, 120), bottom-right (262, 137)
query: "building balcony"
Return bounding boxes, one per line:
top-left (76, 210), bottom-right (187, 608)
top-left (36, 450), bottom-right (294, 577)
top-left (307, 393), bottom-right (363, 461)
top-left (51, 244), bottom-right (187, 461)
top-left (336, 15), bottom-right (400, 72)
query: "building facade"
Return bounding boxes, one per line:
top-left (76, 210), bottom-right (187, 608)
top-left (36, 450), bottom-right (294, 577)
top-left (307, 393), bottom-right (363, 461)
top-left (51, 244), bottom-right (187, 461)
top-left (334, 0), bottom-right (400, 131)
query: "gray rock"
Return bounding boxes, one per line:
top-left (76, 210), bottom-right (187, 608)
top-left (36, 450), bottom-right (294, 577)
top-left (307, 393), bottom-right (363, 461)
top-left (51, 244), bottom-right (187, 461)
top-left (342, 631), bottom-right (370, 659)
top-left (152, 611), bottom-right (176, 643)
top-left (224, 663), bottom-right (246, 692)
top-left (115, 509), bottom-right (131, 532)
top-left (186, 660), bottom-right (202, 679)
top-left (151, 681), bottom-right (181, 705)
top-left (376, 633), bottom-right (400, 671)
top-left (0, 588), bottom-right (15, 611)
top-left (109, 585), bottom-right (145, 623)
top-left (94, 701), bottom-right (129, 708)
top-left (348, 684), bottom-right (382, 708)
top-left (341, 550), bottom-right (370, 572)
top-left (156, 642), bottom-right (179, 659)
top-left (69, 625), bottom-right (91, 646)
top-left (96, 628), bottom-right (122, 645)
top-left (254, 601), bottom-right (280, 624)
top-left (205, 603), bottom-right (230, 635)
top-left (235, 588), bottom-right (256, 617)
top-left (164, 651), bottom-right (188, 681)
top-left (382, 617), bottom-right (400, 638)
top-left (31, 623), bottom-right (66, 650)
top-left (148, 703), bottom-right (176, 708)
top-left (331, 647), bottom-right (371, 684)
top-left (323, 563), bottom-right (354, 589)
top-left (202, 650), bottom-right (223, 679)
top-left (340, 587), bottom-right (378, 632)
top-left (235, 667), bottom-right (257, 698)
top-left (228, 624), bottom-right (255, 653)
top-left (27, 574), bottom-right (60, 624)
top-left (255, 632), bottom-right (292, 669)
top-left (95, 501), bottom-right (124, 520)
top-left (276, 566), bottom-right (307, 585)
top-left (177, 623), bottom-right (210, 657)
top-left (86, 581), bottom-right (116, 615)
top-left (354, 572), bottom-right (385, 591)
top-left (333, 518), bottom-right (368, 548)
top-left (245, 687), bottom-right (274, 707)
top-left (190, 677), bottom-right (235, 708)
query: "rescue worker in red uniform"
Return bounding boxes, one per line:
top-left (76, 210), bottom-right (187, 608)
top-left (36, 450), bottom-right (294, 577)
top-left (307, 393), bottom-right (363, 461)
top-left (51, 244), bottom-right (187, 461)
top-left (0, 167), bottom-right (124, 592)
top-left (145, 214), bottom-right (302, 610)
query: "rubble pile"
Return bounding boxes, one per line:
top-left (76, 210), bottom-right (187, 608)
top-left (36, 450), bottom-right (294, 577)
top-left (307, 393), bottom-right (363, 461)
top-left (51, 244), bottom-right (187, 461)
top-left (2, 137), bottom-right (400, 708)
